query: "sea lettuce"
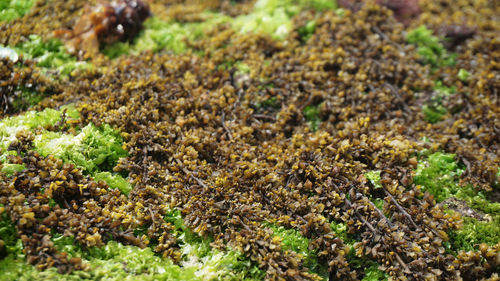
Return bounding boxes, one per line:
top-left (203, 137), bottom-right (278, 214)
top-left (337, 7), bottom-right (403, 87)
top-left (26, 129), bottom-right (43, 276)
top-left (34, 123), bottom-right (127, 173)
top-left (12, 35), bottom-right (92, 76)
top-left (0, 0), bottom-right (34, 22)
top-left (0, 105), bottom-right (79, 151)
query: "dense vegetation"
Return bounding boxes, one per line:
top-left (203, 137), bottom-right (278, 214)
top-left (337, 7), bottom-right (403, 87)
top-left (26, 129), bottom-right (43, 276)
top-left (0, 0), bottom-right (499, 280)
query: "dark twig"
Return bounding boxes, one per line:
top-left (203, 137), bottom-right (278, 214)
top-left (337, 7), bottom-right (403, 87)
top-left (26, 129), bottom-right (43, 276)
top-left (384, 82), bottom-right (411, 113)
top-left (175, 158), bottom-right (209, 189)
top-left (364, 197), bottom-right (394, 228)
top-left (383, 188), bottom-right (418, 230)
top-left (330, 182), bottom-right (411, 274)
top-left (253, 114), bottom-right (276, 121)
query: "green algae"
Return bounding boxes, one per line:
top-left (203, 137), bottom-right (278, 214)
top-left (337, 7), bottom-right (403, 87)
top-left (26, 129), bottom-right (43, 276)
top-left (0, 0), bottom-right (34, 22)
top-left (0, 106), bottom-right (131, 195)
top-left (406, 25), bottom-right (456, 68)
top-left (365, 171), bottom-right (382, 189)
top-left (103, 0), bottom-right (339, 58)
top-left (12, 35), bottom-right (92, 76)
top-left (329, 221), bottom-right (388, 281)
top-left (0, 209), bottom-right (265, 281)
top-left (422, 81), bottom-right (457, 123)
top-left (0, 105), bottom-right (79, 151)
top-left (266, 223), bottom-right (327, 279)
top-left (414, 152), bottom-right (500, 251)
top-left (304, 104), bottom-right (321, 131)
top-left (458, 69), bottom-right (471, 82)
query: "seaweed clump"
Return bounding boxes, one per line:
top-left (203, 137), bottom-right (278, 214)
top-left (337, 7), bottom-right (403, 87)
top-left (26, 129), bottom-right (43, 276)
top-left (0, 0), bottom-right (499, 280)
top-left (54, 0), bottom-right (150, 58)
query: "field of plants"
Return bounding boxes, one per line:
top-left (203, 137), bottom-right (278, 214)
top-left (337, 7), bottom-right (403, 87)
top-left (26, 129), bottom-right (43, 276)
top-left (0, 0), bottom-right (499, 280)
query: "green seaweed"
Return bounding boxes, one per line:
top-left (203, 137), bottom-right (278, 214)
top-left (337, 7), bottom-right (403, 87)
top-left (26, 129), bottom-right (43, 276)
top-left (422, 104), bottom-right (447, 124)
top-left (298, 20), bottom-right (317, 42)
top-left (0, 212), bottom-right (265, 281)
top-left (0, 105), bottom-right (79, 151)
top-left (267, 223), bottom-right (327, 279)
top-left (11, 35), bottom-right (91, 76)
top-left (413, 152), bottom-right (463, 202)
top-left (0, 0), bottom-right (34, 22)
top-left (303, 104), bottom-right (321, 131)
top-left (103, 0), bottom-right (340, 58)
top-left (93, 172), bottom-right (133, 195)
top-left (422, 81), bottom-right (456, 123)
top-left (414, 152), bottom-right (500, 251)
top-left (329, 222), bottom-right (387, 280)
top-left (457, 69), bottom-right (470, 82)
top-left (365, 171), bottom-right (382, 189)
top-left (164, 209), bottom-right (266, 280)
top-left (34, 123), bottom-right (127, 174)
top-left (450, 216), bottom-right (500, 252)
top-left (407, 25), bottom-right (456, 68)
